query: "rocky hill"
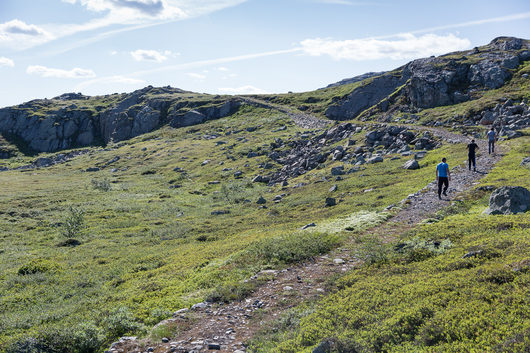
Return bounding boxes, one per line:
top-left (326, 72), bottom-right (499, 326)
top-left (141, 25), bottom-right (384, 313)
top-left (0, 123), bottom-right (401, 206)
top-left (325, 37), bottom-right (530, 120)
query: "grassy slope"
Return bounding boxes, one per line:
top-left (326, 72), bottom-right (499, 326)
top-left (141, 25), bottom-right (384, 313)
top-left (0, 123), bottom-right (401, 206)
top-left (249, 137), bottom-right (530, 353)
top-left (0, 104), bottom-right (467, 350)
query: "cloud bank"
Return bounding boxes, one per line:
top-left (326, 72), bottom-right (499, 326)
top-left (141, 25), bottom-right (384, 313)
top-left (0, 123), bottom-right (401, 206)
top-left (26, 65), bottom-right (96, 79)
top-left (300, 33), bottom-right (471, 60)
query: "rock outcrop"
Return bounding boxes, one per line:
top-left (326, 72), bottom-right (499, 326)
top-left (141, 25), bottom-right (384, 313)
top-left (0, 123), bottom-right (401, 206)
top-left (0, 86), bottom-right (241, 153)
top-left (484, 186), bottom-right (530, 215)
top-left (325, 37), bottom-right (530, 120)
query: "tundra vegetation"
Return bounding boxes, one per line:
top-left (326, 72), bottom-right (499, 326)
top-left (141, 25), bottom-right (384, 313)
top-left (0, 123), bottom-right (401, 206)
top-left (0, 37), bottom-right (529, 352)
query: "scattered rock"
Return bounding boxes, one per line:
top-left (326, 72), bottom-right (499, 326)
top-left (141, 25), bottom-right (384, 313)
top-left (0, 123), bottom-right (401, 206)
top-left (521, 157), bottom-right (530, 168)
top-left (252, 175), bottom-right (270, 183)
top-left (367, 156), bottom-right (383, 164)
top-left (211, 210), bottom-right (230, 215)
top-left (191, 302), bottom-right (208, 310)
top-left (331, 166), bottom-right (345, 175)
top-left (302, 223), bottom-right (316, 230)
top-left (33, 157), bottom-right (53, 168)
top-left (329, 184), bottom-right (338, 192)
top-left (403, 159), bottom-right (420, 170)
top-left (85, 167), bottom-right (100, 172)
top-left (208, 343), bottom-right (221, 350)
top-left (325, 197), bottom-right (336, 207)
top-left (256, 196), bottom-right (267, 204)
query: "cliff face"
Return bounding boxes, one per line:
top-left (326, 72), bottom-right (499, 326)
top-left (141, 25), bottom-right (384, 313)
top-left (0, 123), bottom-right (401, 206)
top-left (325, 37), bottom-right (530, 120)
top-left (0, 86), bottom-right (240, 152)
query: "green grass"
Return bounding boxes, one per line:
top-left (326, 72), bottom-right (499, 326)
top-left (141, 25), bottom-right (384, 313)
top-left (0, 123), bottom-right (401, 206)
top-left (247, 136), bottom-right (530, 353)
top-left (0, 105), bottom-right (469, 351)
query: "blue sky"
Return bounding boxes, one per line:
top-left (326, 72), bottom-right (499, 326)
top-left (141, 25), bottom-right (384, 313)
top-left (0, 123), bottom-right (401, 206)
top-left (1, 0), bottom-right (529, 107)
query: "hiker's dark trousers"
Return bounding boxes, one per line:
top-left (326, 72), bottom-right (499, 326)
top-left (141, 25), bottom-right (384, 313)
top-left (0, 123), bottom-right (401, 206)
top-left (489, 140), bottom-right (495, 154)
top-left (438, 177), bottom-right (449, 196)
top-left (468, 154), bottom-right (476, 170)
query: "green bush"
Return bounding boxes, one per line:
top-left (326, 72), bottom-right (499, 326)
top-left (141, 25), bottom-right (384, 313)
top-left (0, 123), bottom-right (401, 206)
top-left (61, 206), bottom-right (85, 239)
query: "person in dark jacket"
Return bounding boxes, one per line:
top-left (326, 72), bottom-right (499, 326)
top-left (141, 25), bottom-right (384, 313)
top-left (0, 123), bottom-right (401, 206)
top-left (467, 139), bottom-right (479, 172)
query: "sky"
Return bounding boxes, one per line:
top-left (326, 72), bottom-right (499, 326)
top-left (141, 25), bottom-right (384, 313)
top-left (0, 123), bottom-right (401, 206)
top-left (1, 0), bottom-right (530, 108)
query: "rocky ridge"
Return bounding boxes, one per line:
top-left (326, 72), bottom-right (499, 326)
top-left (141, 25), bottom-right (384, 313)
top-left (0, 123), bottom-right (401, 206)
top-left (0, 86), bottom-right (241, 153)
top-left (325, 37), bottom-right (530, 120)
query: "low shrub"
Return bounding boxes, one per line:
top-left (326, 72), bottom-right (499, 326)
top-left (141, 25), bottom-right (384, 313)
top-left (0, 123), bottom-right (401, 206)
top-left (91, 178), bottom-right (111, 192)
top-left (99, 306), bottom-right (146, 338)
top-left (18, 259), bottom-right (60, 275)
top-left (238, 232), bottom-right (341, 266)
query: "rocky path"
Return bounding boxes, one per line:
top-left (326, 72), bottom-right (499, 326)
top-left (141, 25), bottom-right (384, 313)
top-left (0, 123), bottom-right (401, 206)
top-left (238, 97), bottom-right (330, 130)
top-left (111, 129), bottom-right (502, 353)
top-left (390, 126), bottom-right (502, 224)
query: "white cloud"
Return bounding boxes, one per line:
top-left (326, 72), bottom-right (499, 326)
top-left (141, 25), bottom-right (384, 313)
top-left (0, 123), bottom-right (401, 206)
top-left (0, 19), bottom-right (53, 49)
top-left (187, 72), bottom-right (206, 79)
top-left (131, 49), bottom-right (168, 62)
top-left (0, 57), bottom-right (14, 67)
top-left (218, 85), bottom-right (269, 95)
top-left (58, 0), bottom-right (247, 32)
top-left (26, 65), bottom-right (96, 79)
top-left (217, 66), bottom-right (229, 71)
top-left (300, 33), bottom-right (471, 61)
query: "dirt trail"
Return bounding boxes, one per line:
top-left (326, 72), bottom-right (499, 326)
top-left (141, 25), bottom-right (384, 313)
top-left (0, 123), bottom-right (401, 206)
top-left (111, 129), bottom-right (502, 353)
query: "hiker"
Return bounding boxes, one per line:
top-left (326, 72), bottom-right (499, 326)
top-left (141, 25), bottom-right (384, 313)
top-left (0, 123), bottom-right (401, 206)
top-left (436, 157), bottom-right (451, 199)
top-left (467, 139), bottom-right (479, 171)
top-left (487, 127), bottom-right (496, 154)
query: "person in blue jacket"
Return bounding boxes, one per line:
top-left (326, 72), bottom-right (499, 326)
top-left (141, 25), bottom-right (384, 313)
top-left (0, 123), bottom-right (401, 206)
top-left (436, 157), bottom-right (451, 199)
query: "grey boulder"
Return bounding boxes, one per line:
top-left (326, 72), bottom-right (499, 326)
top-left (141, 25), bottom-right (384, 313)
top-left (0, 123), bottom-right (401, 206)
top-left (484, 186), bottom-right (530, 215)
top-left (403, 159), bottom-right (420, 170)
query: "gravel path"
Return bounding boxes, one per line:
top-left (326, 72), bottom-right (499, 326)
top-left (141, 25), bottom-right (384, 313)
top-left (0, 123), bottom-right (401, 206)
top-left (111, 129), bottom-right (503, 353)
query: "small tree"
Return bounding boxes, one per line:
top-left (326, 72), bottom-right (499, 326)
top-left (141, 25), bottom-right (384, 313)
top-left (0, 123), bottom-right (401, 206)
top-left (62, 206), bottom-right (85, 239)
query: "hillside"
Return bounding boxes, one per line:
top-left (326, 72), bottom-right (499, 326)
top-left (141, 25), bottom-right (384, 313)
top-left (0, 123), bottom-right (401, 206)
top-left (0, 37), bottom-right (529, 353)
